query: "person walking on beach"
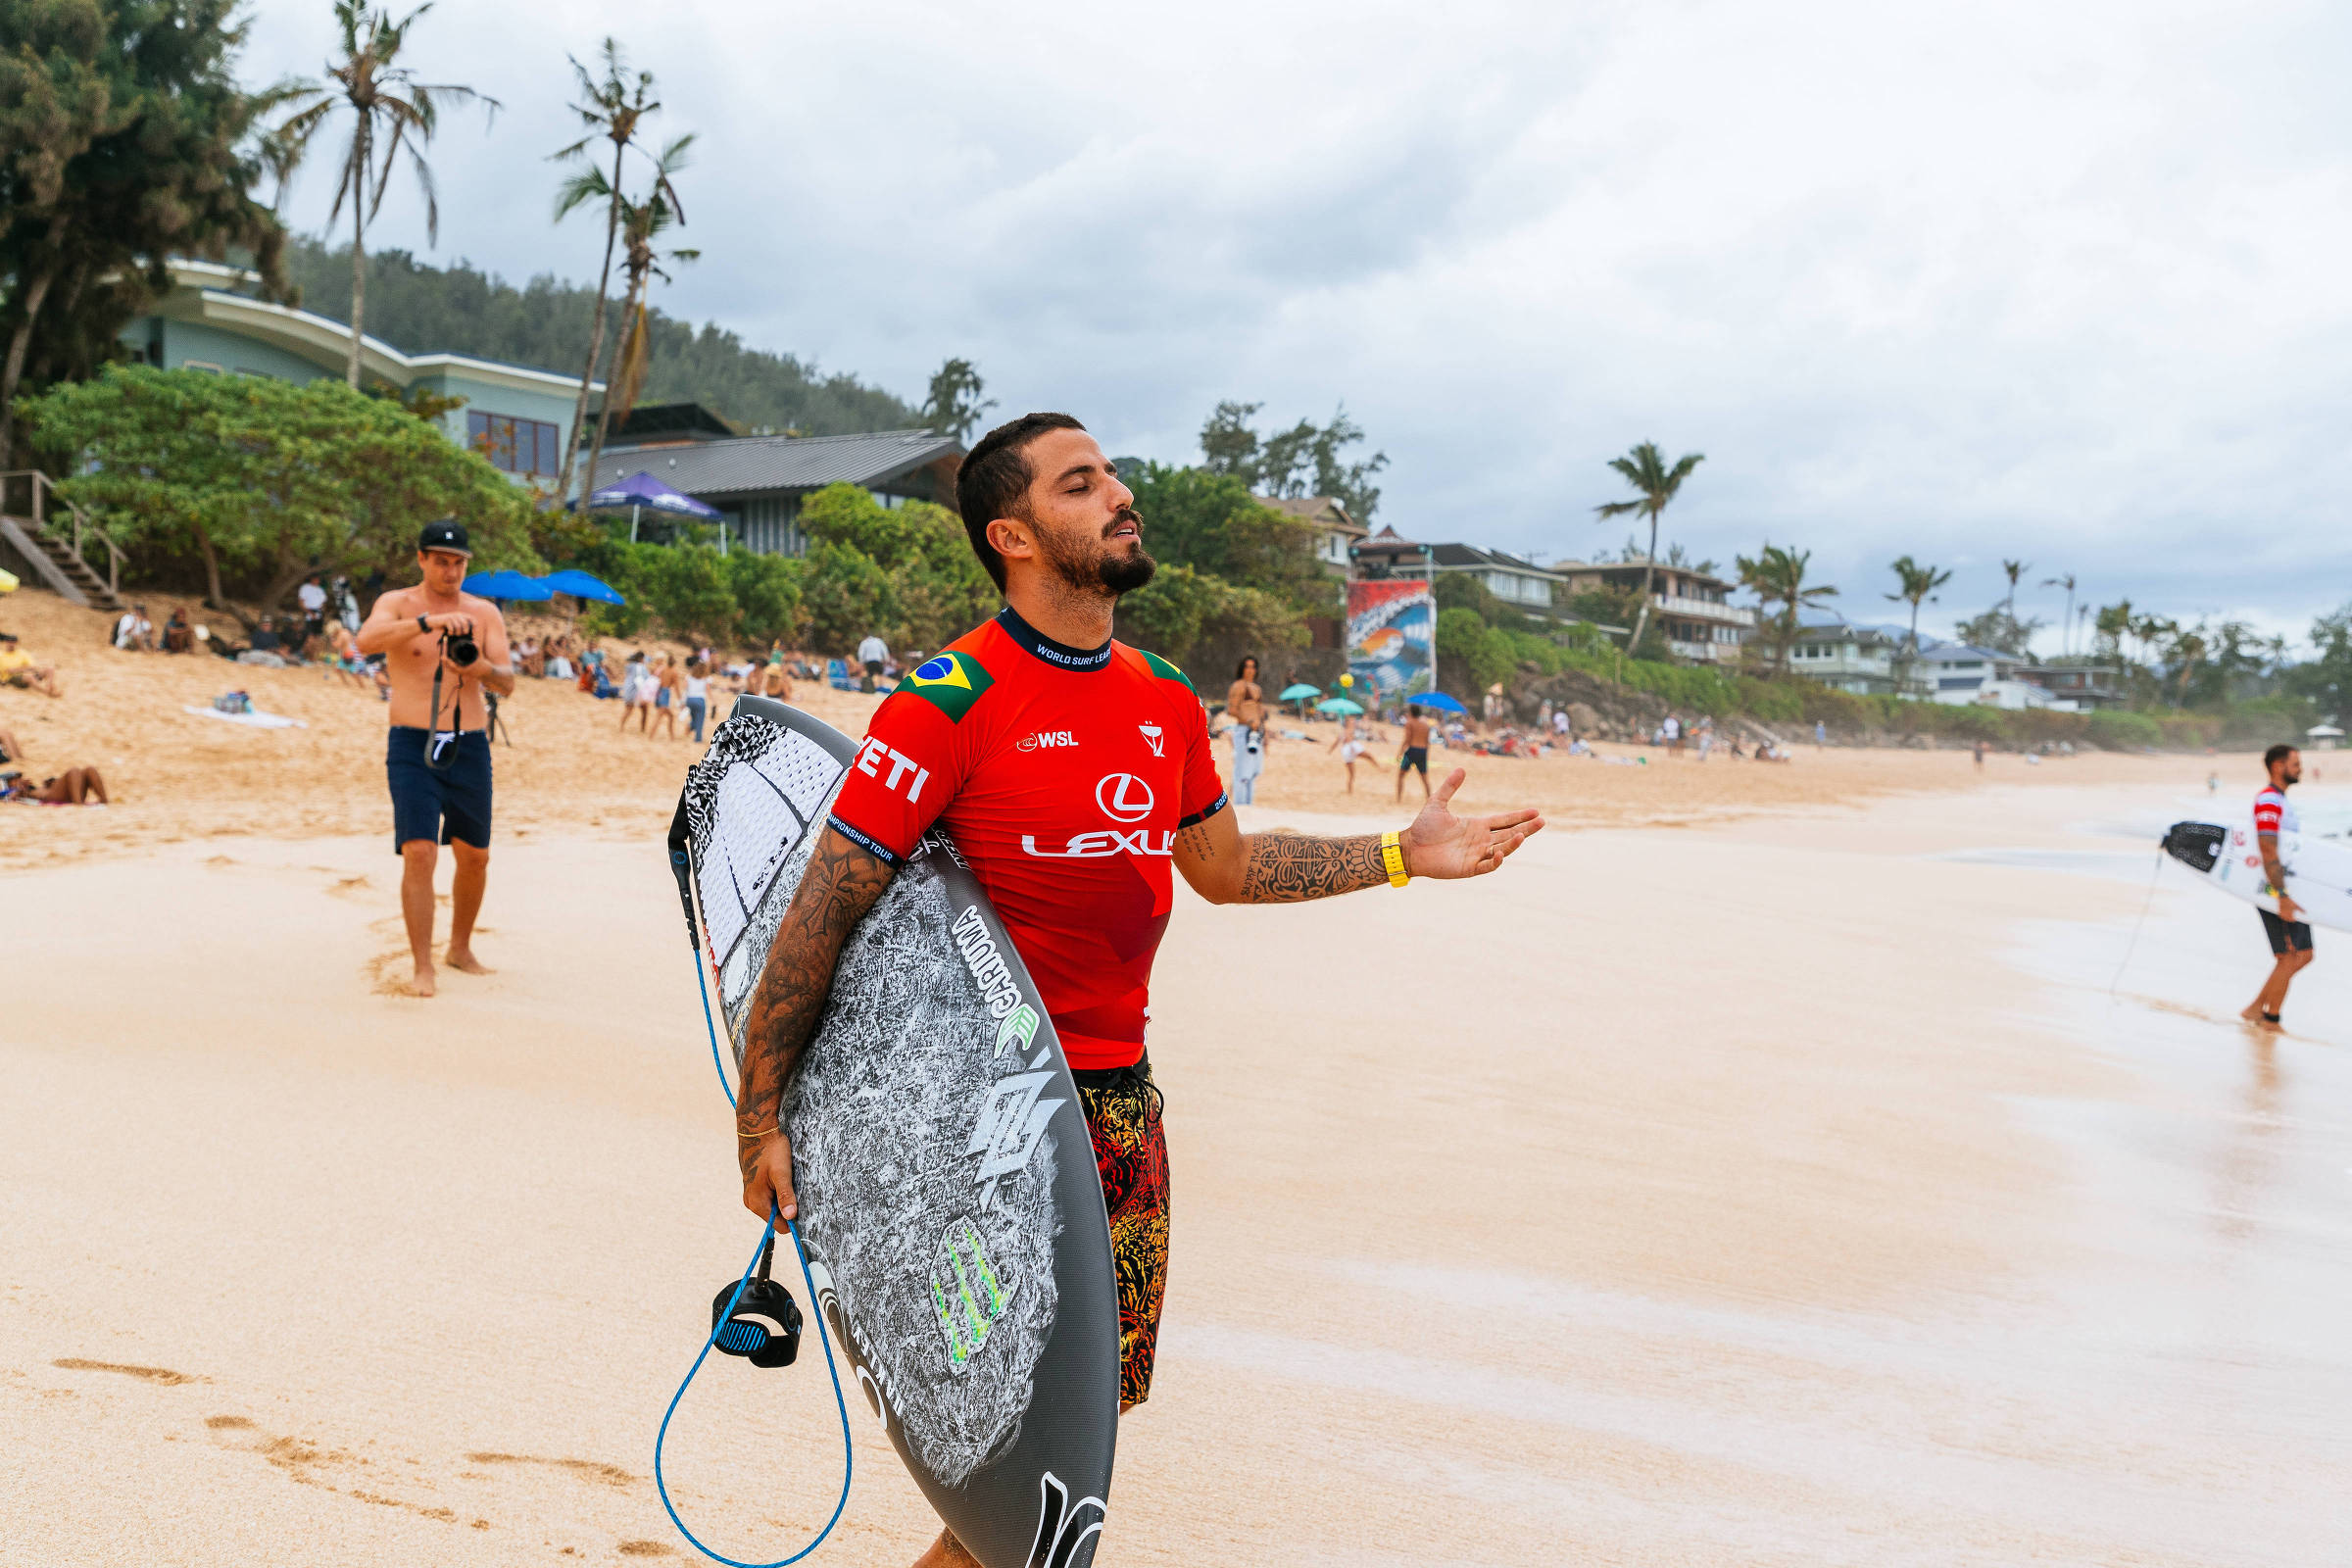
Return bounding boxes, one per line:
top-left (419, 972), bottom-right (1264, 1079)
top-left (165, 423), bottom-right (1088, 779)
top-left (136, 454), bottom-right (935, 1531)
top-left (857, 630), bottom-right (889, 693)
top-left (649, 656), bottom-right (682, 740)
top-left (1329, 710), bottom-right (1370, 793)
top-left (683, 660), bottom-right (710, 743)
top-left (355, 519), bottom-right (514, 999)
top-left (619, 651), bottom-right (655, 731)
top-left (731, 413), bottom-right (1544, 1568)
top-left (2244, 744), bottom-right (2314, 1031)
top-left (1396, 704), bottom-right (1435, 801)
top-left (1661, 710), bottom-right (1683, 756)
top-left (1226, 654), bottom-right (1266, 805)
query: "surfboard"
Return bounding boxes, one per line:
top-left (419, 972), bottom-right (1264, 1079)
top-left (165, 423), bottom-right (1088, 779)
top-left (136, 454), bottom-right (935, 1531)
top-left (2162, 816), bottom-right (2352, 933)
top-left (668, 696), bottom-right (1119, 1568)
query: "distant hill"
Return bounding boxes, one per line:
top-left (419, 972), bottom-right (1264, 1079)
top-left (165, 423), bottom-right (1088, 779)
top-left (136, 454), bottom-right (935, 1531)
top-left (282, 236), bottom-right (922, 436)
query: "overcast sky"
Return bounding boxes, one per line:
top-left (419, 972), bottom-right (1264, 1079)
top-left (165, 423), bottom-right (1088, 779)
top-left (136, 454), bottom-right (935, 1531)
top-left (241, 0), bottom-right (2352, 652)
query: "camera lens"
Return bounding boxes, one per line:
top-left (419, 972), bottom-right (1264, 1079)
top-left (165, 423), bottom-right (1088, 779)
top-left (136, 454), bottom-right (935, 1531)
top-left (446, 632), bottom-right (480, 666)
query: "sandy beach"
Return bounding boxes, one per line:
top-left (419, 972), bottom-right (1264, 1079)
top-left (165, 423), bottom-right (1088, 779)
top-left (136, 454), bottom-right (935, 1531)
top-left (7, 593), bottom-right (2352, 1564)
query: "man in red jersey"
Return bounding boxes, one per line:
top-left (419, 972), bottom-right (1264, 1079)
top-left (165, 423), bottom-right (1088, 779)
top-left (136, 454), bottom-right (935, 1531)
top-left (734, 413), bottom-right (1543, 1568)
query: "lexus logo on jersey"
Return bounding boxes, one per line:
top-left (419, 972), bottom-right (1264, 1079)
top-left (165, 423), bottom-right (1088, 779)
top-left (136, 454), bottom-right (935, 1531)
top-left (1095, 773), bottom-right (1154, 823)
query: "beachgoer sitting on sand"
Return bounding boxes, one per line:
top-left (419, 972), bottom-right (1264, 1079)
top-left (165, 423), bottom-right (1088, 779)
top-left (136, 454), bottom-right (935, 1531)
top-left (162, 608), bottom-right (193, 653)
top-left (1, 762), bottom-right (109, 804)
top-left (114, 605), bottom-right (157, 652)
top-left (0, 632), bottom-right (63, 697)
top-left (0, 723), bottom-right (24, 766)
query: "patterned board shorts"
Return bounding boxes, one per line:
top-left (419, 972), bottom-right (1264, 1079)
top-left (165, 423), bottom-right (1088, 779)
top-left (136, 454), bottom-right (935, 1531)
top-left (1072, 1054), bottom-right (1169, 1409)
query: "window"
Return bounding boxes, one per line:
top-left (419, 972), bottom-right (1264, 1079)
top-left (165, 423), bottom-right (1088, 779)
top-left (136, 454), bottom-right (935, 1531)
top-left (467, 411), bottom-right (562, 475)
top-left (181, 360), bottom-right (224, 374)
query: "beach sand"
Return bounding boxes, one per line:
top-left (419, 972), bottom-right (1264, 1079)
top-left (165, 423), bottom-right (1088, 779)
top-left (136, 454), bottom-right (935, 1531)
top-left (7, 586), bottom-right (2351, 1564)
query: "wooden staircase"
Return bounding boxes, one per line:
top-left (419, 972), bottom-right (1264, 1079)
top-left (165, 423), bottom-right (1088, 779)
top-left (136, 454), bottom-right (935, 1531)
top-left (0, 469), bottom-right (124, 612)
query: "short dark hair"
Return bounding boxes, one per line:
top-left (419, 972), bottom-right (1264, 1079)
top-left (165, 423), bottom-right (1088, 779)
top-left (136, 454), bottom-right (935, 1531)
top-left (956, 412), bottom-right (1086, 591)
top-left (2266, 743), bottom-right (2298, 769)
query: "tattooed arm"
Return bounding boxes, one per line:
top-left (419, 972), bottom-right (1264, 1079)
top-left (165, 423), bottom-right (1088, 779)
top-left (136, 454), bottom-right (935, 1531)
top-left (737, 827), bottom-right (897, 1220)
top-left (1173, 765), bottom-right (1544, 906)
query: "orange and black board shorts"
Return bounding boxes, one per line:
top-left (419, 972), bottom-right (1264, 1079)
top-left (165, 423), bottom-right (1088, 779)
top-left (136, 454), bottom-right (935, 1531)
top-left (1072, 1054), bottom-right (1169, 1408)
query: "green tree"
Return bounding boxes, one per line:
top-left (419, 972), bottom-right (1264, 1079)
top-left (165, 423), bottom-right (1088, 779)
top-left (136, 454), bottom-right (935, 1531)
top-left (2000, 558), bottom-right (2031, 616)
top-left (1113, 562), bottom-right (1304, 678)
top-left (551, 39), bottom-right (685, 498)
top-left (581, 139), bottom-right (698, 496)
top-left (797, 538), bottom-right (898, 655)
top-left (1123, 462), bottom-right (1332, 612)
top-left (1885, 556), bottom-right (1951, 657)
top-left (271, 0), bottom-right (498, 388)
top-left (1197, 400), bottom-right (1388, 522)
top-left (1592, 441), bottom-right (1705, 664)
top-left (797, 482), bottom-right (996, 650)
top-left (1953, 605), bottom-right (2044, 659)
top-left (724, 550), bottom-right (805, 648)
top-left (0, 0), bottom-right (287, 463)
top-left (2040, 571), bottom-right (2077, 656)
top-left (1736, 542), bottom-right (1837, 675)
top-left (2287, 602), bottom-right (2352, 721)
top-left (919, 358), bottom-right (996, 442)
top-left (19, 364), bottom-right (535, 616)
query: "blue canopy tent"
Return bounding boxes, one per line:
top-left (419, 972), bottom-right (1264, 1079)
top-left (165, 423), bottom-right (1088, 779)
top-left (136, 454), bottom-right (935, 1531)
top-left (463, 568), bottom-right (555, 602)
top-left (586, 470), bottom-right (723, 545)
top-left (538, 568), bottom-right (626, 605)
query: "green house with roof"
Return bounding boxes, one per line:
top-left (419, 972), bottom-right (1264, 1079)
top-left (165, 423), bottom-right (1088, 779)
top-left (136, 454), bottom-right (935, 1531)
top-left (117, 259), bottom-right (599, 481)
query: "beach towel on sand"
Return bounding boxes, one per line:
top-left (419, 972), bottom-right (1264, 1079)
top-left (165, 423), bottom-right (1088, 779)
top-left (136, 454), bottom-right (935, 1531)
top-left (183, 704), bottom-right (306, 730)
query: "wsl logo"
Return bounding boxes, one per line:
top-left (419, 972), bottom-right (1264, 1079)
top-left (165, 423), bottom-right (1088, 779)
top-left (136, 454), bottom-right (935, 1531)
top-left (931, 1217), bottom-right (1015, 1372)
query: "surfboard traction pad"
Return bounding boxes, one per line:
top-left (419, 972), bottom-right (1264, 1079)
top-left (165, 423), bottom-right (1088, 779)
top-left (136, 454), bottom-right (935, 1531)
top-left (676, 697), bottom-right (1117, 1568)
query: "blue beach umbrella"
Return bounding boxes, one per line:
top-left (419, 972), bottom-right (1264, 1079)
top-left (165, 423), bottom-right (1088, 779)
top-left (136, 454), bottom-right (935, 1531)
top-left (1315, 697), bottom-right (1365, 716)
top-left (539, 567), bottom-right (626, 605)
top-left (464, 568), bottom-right (555, 602)
top-left (587, 470), bottom-right (721, 541)
top-left (1405, 691), bottom-right (1467, 713)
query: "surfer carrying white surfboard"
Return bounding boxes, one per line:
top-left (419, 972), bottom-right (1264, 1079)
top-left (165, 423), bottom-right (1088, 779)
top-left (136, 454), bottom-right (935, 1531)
top-left (731, 413), bottom-right (1544, 1568)
top-left (2242, 743), bottom-right (2314, 1031)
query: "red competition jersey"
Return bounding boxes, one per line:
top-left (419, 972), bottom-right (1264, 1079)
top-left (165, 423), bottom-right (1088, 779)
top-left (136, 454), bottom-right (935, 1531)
top-left (826, 608), bottom-right (1227, 1069)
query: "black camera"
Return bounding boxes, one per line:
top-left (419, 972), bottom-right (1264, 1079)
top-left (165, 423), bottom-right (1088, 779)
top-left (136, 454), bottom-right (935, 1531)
top-left (442, 630), bottom-right (480, 667)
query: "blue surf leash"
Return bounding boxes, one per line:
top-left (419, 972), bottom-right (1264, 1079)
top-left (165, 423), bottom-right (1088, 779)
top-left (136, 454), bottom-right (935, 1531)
top-left (653, 944), bottom-right (855, 1566)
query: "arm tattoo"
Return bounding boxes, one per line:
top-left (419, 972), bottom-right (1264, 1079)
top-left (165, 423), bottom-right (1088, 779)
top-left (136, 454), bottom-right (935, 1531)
top-left (1237, 832), bottom-right (1387, 903)
top-left (734, 831), bottom-right (895, 1176)
top-left (1177, 821), bottom-right (1217, 861)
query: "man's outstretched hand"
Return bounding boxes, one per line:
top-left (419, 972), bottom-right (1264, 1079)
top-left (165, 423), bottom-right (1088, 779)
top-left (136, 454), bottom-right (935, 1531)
top-left (1399, 768), bottom-right (1544, 878)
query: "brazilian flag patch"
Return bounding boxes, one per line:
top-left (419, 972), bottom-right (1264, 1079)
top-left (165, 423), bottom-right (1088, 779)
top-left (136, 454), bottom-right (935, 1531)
top-left (900, 650), bottom-right (994, 721)
top-left (1139, 649), bottom-right (1196, 692)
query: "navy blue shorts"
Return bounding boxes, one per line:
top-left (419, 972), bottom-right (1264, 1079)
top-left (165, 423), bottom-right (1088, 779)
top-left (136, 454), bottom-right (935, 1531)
top-left (2260, 908), bottom-right (2314, 955)
top-left (387, 726), bottom-right (492, 853)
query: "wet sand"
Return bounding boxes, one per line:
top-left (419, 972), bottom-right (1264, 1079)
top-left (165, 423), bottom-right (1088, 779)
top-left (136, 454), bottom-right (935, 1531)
top-left (8, 587), bottom-right (2352, 1563)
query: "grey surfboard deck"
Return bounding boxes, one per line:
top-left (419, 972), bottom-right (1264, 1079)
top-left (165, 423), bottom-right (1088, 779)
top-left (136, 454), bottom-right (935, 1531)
top-left (670, 696), bottom-right (1118, 1568)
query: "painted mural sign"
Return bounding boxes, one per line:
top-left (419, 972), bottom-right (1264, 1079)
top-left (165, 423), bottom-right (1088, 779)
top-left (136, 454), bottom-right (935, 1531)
top-left (1345, 579), bottom-right (1436, 700)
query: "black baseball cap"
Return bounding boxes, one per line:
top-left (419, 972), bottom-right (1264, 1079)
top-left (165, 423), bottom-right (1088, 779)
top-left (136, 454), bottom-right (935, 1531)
top-left (417, 518), bottom-right (471, 556)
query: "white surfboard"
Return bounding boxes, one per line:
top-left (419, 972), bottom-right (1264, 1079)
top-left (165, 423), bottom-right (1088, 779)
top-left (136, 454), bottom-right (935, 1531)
top-left (2163, 818), bottom-right (2352, 933)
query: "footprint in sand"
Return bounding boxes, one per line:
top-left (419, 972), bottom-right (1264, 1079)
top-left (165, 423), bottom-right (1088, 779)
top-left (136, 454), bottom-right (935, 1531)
top-left (52, 1357), bottom-right (201, 1386)
top-left (466, 1451), bottom-right (637, 1489)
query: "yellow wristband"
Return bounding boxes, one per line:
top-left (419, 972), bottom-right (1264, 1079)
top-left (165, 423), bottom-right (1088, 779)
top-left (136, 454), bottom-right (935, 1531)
top-left (1381, 830), bottom-right (1407, 888)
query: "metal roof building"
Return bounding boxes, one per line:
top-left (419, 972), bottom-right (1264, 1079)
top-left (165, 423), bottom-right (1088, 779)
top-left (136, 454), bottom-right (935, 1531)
top-left (592, 426), bottom-right (964, 555)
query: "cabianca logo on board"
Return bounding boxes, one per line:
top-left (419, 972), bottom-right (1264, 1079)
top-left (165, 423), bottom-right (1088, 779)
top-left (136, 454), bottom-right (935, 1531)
top-left (1021, 774), bottom-right (1169, 858)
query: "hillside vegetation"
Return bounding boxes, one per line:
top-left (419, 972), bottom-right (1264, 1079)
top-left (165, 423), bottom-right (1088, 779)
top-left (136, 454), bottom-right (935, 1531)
top-left (282, 238), bottom-right (922, 436)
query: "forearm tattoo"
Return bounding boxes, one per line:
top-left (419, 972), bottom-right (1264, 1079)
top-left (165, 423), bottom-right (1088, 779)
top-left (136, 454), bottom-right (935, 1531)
top-left (1237, 832), bottom-right (1387, 903)
top-left (735, 831), bottom-right (894, 1176)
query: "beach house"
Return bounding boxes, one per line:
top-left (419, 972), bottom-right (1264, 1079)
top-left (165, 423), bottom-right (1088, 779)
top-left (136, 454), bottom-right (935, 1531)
top-left (117, 259), bottom-right (598, 482)
top-left (1263, 496), bottom-right (1368, 577)
top-left (1549, 559), bottom-right (1756, 663)
top-left (588, 406), bottom-right (964, 556)
top-left (1783, 615), bottom-right (1915, 697)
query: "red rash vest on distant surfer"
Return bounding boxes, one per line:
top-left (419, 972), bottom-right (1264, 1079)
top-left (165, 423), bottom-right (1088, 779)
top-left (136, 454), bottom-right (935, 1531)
top-left (825, 605), bottom-right (1227, 1071)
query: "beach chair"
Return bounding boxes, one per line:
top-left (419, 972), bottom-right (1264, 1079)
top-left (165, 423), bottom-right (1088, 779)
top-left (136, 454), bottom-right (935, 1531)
top-left (827, 658), bottom-right (855, 691)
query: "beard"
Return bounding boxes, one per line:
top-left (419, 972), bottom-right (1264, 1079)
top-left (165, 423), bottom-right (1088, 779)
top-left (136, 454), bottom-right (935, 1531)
top-left (1039, 510), bottom-right (1156, 599)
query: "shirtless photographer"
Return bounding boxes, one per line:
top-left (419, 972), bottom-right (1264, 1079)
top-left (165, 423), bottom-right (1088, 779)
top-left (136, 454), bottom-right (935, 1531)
top-left (356, 519), bottom-right (514, 997)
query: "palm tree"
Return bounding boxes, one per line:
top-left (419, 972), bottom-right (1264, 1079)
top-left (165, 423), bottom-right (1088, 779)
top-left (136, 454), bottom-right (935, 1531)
top-left (1737, 543), bottom-right (1838, 675)
top-left (1885, 556), bottom-right (1951, 656)
top-left (553, 41), bottom-right (679, 505)
top-left (2001, 558), bottom-right (2031, 616)
top-left (1592, 442), bottom-right (1704, 662)
top-left (581, 153), bottom-right (698, 503)
top-left (2041, 572), bottom-right (2077, 656)
top-left (272, 1), bottom-right (498, 388)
